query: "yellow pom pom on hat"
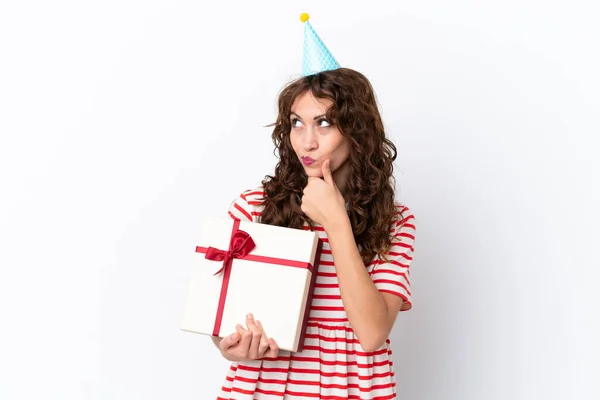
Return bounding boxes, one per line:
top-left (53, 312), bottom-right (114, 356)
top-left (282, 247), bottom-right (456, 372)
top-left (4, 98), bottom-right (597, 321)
top-left (300, 13), bottom-right (340, 76)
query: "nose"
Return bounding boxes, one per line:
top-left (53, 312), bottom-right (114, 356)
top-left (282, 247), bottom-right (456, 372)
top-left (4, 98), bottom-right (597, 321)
top-left (303, 127), bottom-right (318, 152)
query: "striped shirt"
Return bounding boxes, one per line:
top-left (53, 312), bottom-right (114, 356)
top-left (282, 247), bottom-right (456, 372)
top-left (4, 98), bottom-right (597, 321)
top-left (218, 187), bottom-right (416, 399)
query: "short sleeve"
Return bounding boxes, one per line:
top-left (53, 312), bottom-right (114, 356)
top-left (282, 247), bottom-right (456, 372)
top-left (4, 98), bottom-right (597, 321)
top-left (226, 188), bottom-right (264, 223)
top-left (368, 206), bottom-right (416, 311)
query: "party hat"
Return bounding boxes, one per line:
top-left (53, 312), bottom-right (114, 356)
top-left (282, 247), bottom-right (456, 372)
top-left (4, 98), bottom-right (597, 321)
top-left (300, 13), bottom-right (340, 76)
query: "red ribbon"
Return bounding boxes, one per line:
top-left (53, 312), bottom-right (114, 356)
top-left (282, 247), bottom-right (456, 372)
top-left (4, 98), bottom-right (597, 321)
top-left (204, 228), bottom-right (256, 276)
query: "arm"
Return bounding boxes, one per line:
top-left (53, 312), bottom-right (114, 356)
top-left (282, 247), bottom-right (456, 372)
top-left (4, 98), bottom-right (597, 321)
top-left (301, 160), bottom-right (414, 352)
top-left (324, 217), bottom-right (403, 352)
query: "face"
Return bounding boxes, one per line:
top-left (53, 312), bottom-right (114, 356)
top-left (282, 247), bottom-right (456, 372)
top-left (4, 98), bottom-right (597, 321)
top-left (289, 91), bottom-right (351, 181)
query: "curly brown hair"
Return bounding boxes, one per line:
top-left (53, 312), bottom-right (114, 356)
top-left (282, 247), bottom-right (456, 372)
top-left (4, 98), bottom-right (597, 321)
top-left (260, 68), bottom-right (399, 265)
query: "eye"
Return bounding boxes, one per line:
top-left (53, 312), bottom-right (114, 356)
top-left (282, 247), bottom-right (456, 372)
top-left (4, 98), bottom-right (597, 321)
top-left (291, 118), bottom-right (304, 127)
top-left (317, 118), bottom-right (331, 127)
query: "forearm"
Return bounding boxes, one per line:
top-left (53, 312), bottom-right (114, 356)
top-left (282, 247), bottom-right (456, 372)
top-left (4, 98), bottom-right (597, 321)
top-left (325, 217), bottom-right (390, 351)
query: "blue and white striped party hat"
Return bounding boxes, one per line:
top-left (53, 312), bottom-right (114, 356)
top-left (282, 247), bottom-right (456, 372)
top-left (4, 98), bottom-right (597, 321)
top-left (300, 13), bottom-right (340, 76)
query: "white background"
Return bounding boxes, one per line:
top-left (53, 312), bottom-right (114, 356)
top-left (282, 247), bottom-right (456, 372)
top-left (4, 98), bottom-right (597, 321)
top-left (1, 0), bottom-right (599, 399)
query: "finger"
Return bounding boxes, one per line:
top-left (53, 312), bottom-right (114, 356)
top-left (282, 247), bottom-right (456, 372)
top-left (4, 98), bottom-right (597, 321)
top-left (300, 202), bottom-right (308, 214)
top-left (246, 313), bottom-right (258, 330)
top-left (300, 195), bottom-right (309, 214)
top-left (219, 332), bottom-right (241, 351)
top-left (235, 323), bottom-right (247, 336)
top-left (322, 159), bottom-right (334, 186)
top-left (266, 338), bottom-right (279, 358)
top-left (246, 314), bottom-right (262, 359)
top-left (256, 321), bottom-right (270, 357)
top-left (234, 329), bottom-right (252, 358)
top-left (256, 320), bottom-right (267, 336)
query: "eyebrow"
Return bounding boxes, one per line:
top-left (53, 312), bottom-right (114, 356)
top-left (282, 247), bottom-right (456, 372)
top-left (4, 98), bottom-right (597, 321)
top-left (290, 112), bottom-right (327, 120)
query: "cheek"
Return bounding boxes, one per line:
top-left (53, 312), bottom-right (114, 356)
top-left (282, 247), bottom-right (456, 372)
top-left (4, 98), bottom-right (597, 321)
top-left (339, 145), bottom-right (351, 165)
top-left (288, 133), bottom-right (300, 153)
top-left (331, 137), bottom-right (350, 159)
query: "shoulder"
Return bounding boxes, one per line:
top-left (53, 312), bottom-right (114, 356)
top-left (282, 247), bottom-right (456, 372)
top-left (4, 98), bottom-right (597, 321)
top-left (392, 201), bottom-right (416, 234)
top-left (238, 186), bottom-right (266, 206)
top-left (228, 185), bottom-right (266, 222)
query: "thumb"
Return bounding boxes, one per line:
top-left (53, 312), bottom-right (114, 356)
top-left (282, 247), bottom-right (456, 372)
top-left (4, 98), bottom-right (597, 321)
top-left (322, 159), bottom-right (335, 186)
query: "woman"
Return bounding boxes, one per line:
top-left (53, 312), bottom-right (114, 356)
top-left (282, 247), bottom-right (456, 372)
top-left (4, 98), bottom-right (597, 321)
top-left (212, 67), bottom-right (416, 399)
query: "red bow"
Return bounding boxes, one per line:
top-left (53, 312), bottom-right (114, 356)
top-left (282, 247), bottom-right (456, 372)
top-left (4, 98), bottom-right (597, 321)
top-left (204, 229), bottom-right (256, 275)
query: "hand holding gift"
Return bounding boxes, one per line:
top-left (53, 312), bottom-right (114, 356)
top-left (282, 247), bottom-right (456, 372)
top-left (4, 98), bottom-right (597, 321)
top-left (218, 313), bottom-right (279, 362)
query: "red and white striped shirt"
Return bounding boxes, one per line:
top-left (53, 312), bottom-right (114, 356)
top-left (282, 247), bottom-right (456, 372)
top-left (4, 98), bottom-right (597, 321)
top-left (218, 187), bottom-right (416, 399)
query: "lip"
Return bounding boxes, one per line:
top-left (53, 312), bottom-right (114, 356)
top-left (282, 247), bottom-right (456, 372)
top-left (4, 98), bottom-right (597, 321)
top-left (301, 156), bottom-right (316, 166)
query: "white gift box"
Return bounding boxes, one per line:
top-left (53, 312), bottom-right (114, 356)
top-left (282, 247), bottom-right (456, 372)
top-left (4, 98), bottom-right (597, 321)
top-left (181, 216), bottom-right (322, 352)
